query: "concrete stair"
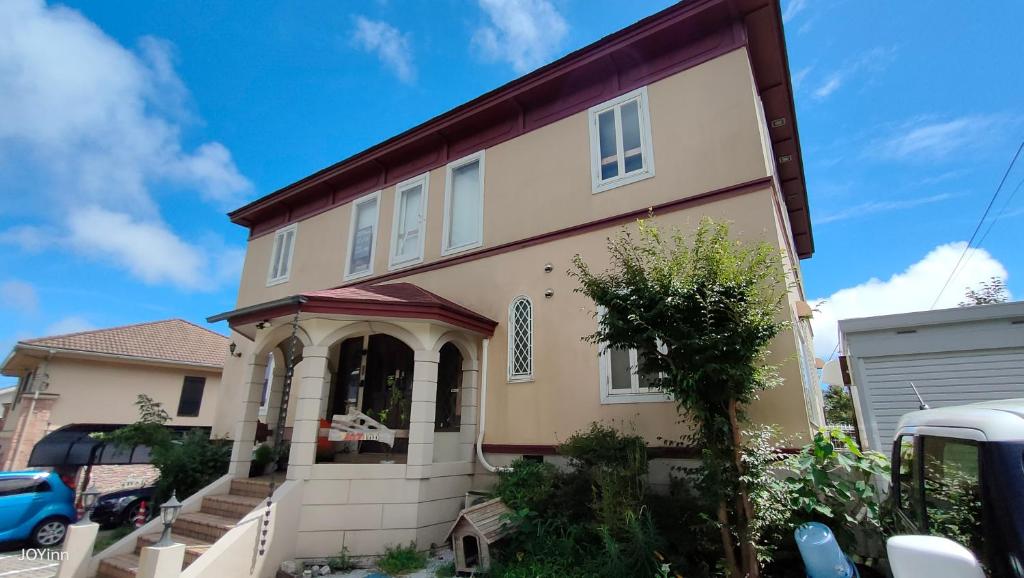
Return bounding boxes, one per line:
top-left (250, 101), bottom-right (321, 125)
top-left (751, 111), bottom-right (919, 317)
top-left (95, 478), bottom-right (272, 578)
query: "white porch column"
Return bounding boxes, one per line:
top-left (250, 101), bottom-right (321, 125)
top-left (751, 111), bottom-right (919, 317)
top-left (228, 356), bottom-right (268, 477)
top-left (459, 359), bottom-right (480, 462)
top-left (287, 345), bottom-right (331, 481)
top-left (407, 349), bottom-right (439, 479)
top-left (263, 362), bottom-right (286, 434)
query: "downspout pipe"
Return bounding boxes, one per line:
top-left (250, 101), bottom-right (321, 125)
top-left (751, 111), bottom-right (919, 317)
top-left (475, 338), bottom-right (508, 473)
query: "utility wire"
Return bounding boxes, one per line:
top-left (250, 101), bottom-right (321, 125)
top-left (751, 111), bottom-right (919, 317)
top-left (929, 140), bottom-right (1024, 309)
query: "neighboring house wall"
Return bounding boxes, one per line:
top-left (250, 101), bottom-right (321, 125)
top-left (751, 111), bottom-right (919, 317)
top-left (0, 356), bottom-right (222, 471)
top-left (212, 47), bottom-right (817, 446)
top-left (840, 301), bottom-right (1024, 450)
top-left (41, 357), bottom-right (221, 428)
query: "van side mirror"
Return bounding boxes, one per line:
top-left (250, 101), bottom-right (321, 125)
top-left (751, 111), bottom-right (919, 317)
top-left (887, 536), bottom-right (984, 578)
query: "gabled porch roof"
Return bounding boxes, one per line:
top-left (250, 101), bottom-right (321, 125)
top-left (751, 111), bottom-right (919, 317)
top-left (208, 282), bottom-right (498, 339)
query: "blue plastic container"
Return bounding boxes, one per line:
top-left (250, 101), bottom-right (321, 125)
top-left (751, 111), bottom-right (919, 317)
top-left (794, 522), bottom-right (857, 578)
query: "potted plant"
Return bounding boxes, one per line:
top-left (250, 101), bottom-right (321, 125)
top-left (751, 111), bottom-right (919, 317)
top-left (250, 443), bottom-right (279, 477)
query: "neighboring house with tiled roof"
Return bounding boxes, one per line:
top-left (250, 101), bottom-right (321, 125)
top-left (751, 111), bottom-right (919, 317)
top-left (0, 319), bottom-right (229, 471)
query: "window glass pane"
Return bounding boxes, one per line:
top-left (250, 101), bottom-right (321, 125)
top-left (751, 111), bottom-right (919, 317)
top-left (349, 198), bottom-right (378, 274)
top-left (448, 161), bottom-right (481, 249)
top-left (177, 376), bottom-right (206, 417)
top-left (395, 185), bottom-right (422, 261)
top-left (598, 110), bottom-right (619, 180)
top-left (609, 347), bottom-right (632, 390)
top-left (269, 234), bottom-right (284, 279)
top-left (923, 437), bottom-right (983, 553)
top-left (0, 477), bottom-right (39, 497)
top-left (278, 230), bottom-right (294, 278)
top-left (510, 299), bottom-right (532, 377)
top-left (897, 435), bottom-right (922, 523)
top-left (620, 100), bottom-right (643, 174)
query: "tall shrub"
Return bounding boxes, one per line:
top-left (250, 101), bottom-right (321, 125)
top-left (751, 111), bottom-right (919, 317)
top-left (572, 218), bottom-right (790, 578)
top-left (102, 394), bottom-right (229, 502)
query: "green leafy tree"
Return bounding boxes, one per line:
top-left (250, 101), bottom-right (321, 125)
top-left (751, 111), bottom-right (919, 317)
top-left (823, 385), bottom-right (855, 426)
top-left (571, 218), bottom-right (789, 578)
top-left (959, 276), bottom-right (1009, 306)
top-left (101, 394), bottom-right (229, 503)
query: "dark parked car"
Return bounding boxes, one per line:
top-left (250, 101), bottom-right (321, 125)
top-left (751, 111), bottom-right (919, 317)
top-left (91, 486), bottom-right (155, 528)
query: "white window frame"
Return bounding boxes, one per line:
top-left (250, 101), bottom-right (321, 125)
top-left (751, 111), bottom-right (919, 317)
top-left (507, 295), bottom-right (534, 382)
top-left (266, 223), bottom-right (297, 287)
top-left (343, 190), bottom-right (381, 281)
top-left (587, 86), bottom-right (656, 194)
top-left (599, 346), bottom-right (672, 404)
top-left (388, 173), bottom-right (429, 270)
top-left (441, 150), bottom-right (485, 256)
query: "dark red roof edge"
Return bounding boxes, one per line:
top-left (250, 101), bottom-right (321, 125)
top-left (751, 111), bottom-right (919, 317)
top-left (226, 0), bottom-right (812, 258)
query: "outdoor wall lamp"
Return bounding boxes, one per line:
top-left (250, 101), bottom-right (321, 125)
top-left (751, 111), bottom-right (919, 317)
top-left (155, 491), bottom-right (182, 547)
top-left (78, 486), bottom-right (100, 524)
top-left (229, 342), bottom-right (242, 357)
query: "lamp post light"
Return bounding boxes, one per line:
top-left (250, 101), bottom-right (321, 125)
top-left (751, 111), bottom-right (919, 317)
top-left (79, 486), bottom-right (100, 524)
top-left (154, 492), bottom-right (182, 547)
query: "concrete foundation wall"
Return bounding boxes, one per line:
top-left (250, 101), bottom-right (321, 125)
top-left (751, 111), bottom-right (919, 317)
top-left (294, 462), bottom-right (473, 559)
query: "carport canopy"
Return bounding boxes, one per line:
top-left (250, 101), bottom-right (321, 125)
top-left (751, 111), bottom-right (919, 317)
top-left (27, 423), bottom-right (208, 468)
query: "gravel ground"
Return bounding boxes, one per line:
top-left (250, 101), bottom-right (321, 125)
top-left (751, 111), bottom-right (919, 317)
top-left (297, 549), bottom-right (454, 578)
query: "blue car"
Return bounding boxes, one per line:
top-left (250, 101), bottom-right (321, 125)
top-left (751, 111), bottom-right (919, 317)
top-left (0, 471), bottom-right (76, 547)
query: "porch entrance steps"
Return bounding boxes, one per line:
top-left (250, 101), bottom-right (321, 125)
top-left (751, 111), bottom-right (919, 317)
top-left (95, 478), bottom-right (273, 578)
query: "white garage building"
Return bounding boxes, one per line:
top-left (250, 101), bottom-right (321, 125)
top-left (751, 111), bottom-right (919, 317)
top-left (839, 301), bottom-right (1024, 451)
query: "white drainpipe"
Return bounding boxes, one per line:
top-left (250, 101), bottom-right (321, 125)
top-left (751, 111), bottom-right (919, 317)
top-left (475, 338), bottom-right (507, 473)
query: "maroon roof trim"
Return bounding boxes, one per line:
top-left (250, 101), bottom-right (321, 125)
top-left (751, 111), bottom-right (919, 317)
top-left (219, 283), bottom-right (498, 336)
top-left (227, 0), bottom-right (812, 258)
top-left (335, 176), bottom-right (773, 288)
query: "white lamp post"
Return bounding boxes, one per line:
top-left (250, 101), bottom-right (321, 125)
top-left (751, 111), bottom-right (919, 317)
top-left (154, 492), bottom-right (182, 547)
top-left (79, 486), bottom-right (100, 524)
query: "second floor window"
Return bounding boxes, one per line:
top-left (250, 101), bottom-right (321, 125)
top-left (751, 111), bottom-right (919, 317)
top-left (588, 87), bottom-right (655, 193)
top-left (345, 191), bottom-right (380, 280)
top-left (267, 224), bottom-right (297, 286)
top-left (389, 174), bottom-right (428, 269)
top-left (177, 376), bottom-right (206, 417)
top-left (443, 151), bottom-right (484, 255)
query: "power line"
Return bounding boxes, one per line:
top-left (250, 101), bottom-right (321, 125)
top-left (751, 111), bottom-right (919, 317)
top-left (930, 140), bottom-right (1024, 309)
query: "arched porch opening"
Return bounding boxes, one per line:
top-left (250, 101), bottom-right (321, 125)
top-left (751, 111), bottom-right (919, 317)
top-left (316, 334), bottom-right (415, 464)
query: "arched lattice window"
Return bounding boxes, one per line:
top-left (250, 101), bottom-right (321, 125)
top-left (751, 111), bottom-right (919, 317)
top-left (508, 296), bottom-right (533, 381)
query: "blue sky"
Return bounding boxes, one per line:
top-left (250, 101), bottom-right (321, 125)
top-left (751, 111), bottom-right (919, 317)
top-left (0, 0), bottom-right (1022, 386)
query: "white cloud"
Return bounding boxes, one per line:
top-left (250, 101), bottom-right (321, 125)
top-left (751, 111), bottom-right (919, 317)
top-left (810, 46), bottom-right (897, 101)
top-left (0, 0), bottom-right (249, 288)
top-left (876, 115), bottom-right (1001, 161)
top-left (352, 16), bottom-right (415, 84)
top-left (473, 0), bottom-right (568, 74)
top-left (814, 193), bottom-right (955, 226)
top-left (782, 0), bottom-right (808, 23)
top-left (810, 242), bottom-right (1010, 360)
top-left (813, 75), bottom-right (841, 99)
top-left (0, 280), bottom-right (39, 313)
top-left (68, 207), bottom-right (209, 290)
top-left (45, 316), bottom-right (96, 336)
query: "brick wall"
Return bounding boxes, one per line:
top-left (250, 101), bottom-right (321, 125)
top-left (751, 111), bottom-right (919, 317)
top-left (0, 396), bottom-right (56, 471)
top-left (79, 465), bottom-right (160, 495)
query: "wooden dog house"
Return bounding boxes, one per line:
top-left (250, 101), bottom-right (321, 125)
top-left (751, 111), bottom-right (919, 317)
top-left (445, 498), bottom-right (512, 574)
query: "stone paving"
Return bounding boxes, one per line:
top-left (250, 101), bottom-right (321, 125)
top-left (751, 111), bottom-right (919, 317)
top-left (0, 548), bottom-right (61, 577)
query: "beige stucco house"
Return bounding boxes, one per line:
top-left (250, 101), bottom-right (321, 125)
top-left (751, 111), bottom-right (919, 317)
top-left (0, 319), bottom-right (228, 483)
top-left (192, 0), bottom-right (824, 565)
top-left (80, 1), bottom-right (822, 573)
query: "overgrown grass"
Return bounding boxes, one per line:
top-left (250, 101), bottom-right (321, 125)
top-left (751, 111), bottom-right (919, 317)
top-left (328, 547), bottom-right (354, 572)
top-left (434, 560), bottom-right (456, 577)
top-left (93, 526), bottom-right (133, 553)
top-left (377, 542), bottom-right (427, 575)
